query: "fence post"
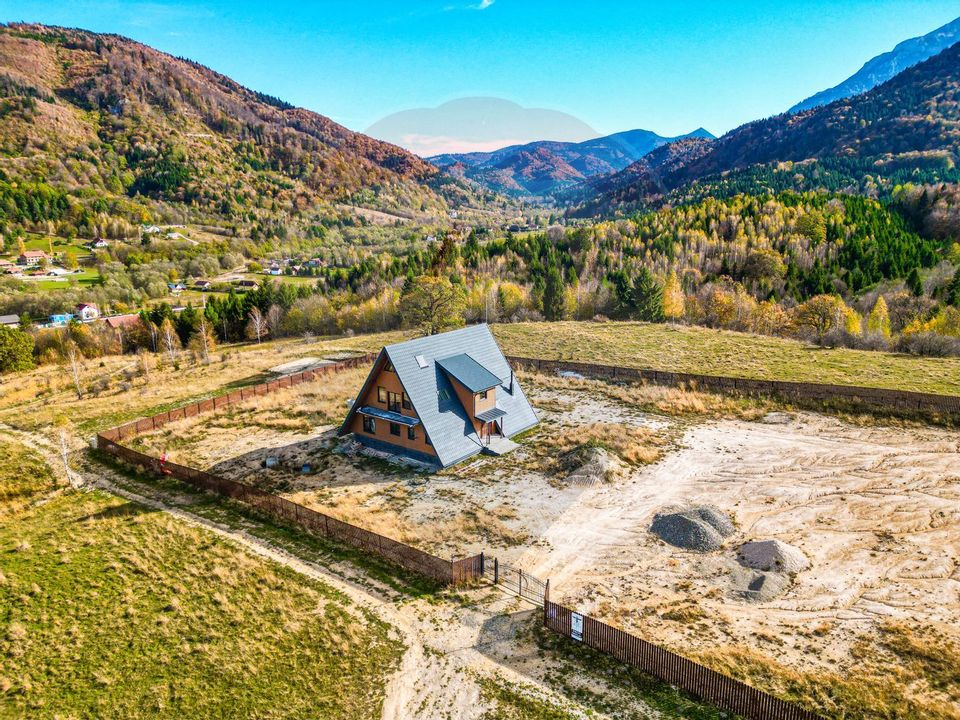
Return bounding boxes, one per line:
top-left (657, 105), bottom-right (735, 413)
top-left (518, 567), bottom-right (523, 596)
top-left (494, 557), bottom-right (499, 584)
top-left (480, 551), bottom-right (484, 577)
top-left (543, 579), bottom-right (550, 623)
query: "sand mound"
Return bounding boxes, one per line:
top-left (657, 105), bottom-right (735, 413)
top-left (729, 567), bottom-right (790, 602)
top-left (565, 447), bottom-right (619, 485)
top-left (737, 540), bottom-right (809, 574)
top-left (651, 506), bottom-right (735, 552)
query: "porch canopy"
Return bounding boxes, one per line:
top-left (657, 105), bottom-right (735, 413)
top-left (475, 407), bottom-right (507, 423)
top-left (357, 405), bottom-right (420, 426)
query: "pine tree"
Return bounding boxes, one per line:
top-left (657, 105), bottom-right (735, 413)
top-left (633, 268), bottom-right (664, 322)
top-left (867, 296), bottom-right (891, 338)
top-left (907, 267), bottom-right (924, 297)
top-left (947, 269), bottom-right (960, 308)
top-left (542, 265), bottom-right (565, 321)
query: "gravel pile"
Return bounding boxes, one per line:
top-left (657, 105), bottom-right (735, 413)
top-left (737, 539), bottom-right (809, 574)
top-left (651, 506), bottom-right (735, 552)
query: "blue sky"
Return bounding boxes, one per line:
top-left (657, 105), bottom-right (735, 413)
top-left (2, 1), bottom-right (959, 145)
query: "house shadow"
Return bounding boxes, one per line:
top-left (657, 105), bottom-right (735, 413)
top-left (76, 501), bottom-right (156, 522)
top-left (204, 428), bottom-right (425, 491)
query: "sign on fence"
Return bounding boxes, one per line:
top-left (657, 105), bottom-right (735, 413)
top-left (571, 612), bottom-right (583, 641)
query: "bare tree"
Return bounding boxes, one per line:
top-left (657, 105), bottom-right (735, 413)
top-left (65, 342), bottom-right (83, 399)
top-left (159, 318), bottom-right (180, 362)
top-left (246, 307), bottom-right (268, 344)
top-left (189, 317), bottom-right (216, 364)
top-left (137, 348), bottom-right (152, 383)
top-left (265, 304), bottom-right (284, 338)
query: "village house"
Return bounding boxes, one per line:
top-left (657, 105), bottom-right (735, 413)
top-left (0, 314), bottom-right (20, 328)
top-left (0, 259), bottom-right (18, 274)
top-left (88, 238), bottom-right (109, 249)
top-left (75, 303), bottom-right (100, 321)
top-left (47, 312), bottom-right (74, 327)
top-left (194, 280), bottom-right (212, 290)
top-left (339, 324), bottom-right (538, 468)
top-left (18, 250), bottom-right (48, 266)
top-left (236, 279), bottom-right (259, 291)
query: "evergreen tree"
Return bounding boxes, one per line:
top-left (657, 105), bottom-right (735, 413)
top-left (907, 267), bottom-right (924, 297)
top-left (947, 269), bottom-right (960, 307)
top-left (542, 265), bottom-right (565, 321)
top-left (633, 268), bottom-right (664, 322)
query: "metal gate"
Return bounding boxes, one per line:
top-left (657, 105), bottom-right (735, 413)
top-left (485, 557), bottom-right (548, 605)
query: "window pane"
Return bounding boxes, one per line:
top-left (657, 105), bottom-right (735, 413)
top-left (407, 426), bottom-right (415, 440)
top-left (377, 387), bottom-right (387, 403)
top-left (390, 422), bottom-right (401, 436)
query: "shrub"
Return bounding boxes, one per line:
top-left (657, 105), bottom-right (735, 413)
top-left (894, 332), bottom-right (960, 357)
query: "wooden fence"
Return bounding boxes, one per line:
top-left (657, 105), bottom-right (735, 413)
top-left (508, 356), bottom-right (960, 416)
top-left (543, 590), bottom-right (821, 720)
top-left (95, 353), bottom-right (483, 586)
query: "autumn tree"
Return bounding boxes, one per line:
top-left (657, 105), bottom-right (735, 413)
top-left (867, 296), bottom-right (892, 338)
top-left (0, 326), bottom-right (34, 374)
top-left (400, 275), bottom-right (466, 335)
top-left (793, 295), bottom-right (847, 341)
top-left (189, 317), bottom-right (217, 363)
top-left (662, 271), bottom-right (685, 321)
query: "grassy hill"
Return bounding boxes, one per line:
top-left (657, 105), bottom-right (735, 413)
top-left (0, 439), bottom-right (403, 719)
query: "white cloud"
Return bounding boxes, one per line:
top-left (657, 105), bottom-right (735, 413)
top-left (475, 0), bottom-right (495, 9)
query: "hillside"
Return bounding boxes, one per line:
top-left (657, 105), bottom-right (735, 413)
top-left (790, 16), bottom-right (960, 113)
top-left (0, 23), bottom-right (466, 240)
top-left (581, 40), bottom-right (960, 215)
top-left (430, 128), bottom-right (713, 198)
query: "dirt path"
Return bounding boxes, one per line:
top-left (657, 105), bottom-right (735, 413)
top-left (7, 426), bottom-right (659, 720)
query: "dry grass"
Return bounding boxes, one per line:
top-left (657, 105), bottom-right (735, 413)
top-left (0, 331), bottom-right (408, 435)
top-left (694, 622), bottom-right (960, 720)
top-left (0, 440), bottom-right (58, 515)
top-left (541, 423), bottom-right (666, 466)
top-left (495, 321), bottom-right (960, 397)
top-left (522, 370), bottom-right (769, 420)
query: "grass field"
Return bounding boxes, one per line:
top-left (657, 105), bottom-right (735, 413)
top-left (0, 441), bottom-right (404, 719)
top-left (493, 321), bottom-right (960, 396)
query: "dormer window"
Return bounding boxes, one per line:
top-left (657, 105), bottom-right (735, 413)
top-left (478, 390), bottom-right (488, 400)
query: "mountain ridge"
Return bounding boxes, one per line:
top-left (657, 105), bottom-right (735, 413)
top-left (789, 16), bottom-right (960, 113)
top-left (578, 39), bottom-right (960, 215)
top-left (0, 22), bottom-right (462, 235)
top-left (429, 127), bottom-right (714, 198)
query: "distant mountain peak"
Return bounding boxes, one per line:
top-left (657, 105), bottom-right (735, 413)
top-left (428, 127), bottom-right (712, 198)
top-left (789, 16), bottom-right (960, 113)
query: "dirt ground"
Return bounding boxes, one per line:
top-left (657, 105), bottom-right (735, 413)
top-left (130, 371), bottom-right (960, 711)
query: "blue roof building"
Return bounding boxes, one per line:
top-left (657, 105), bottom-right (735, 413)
top-left (340, 324), bottom-right (538, 468)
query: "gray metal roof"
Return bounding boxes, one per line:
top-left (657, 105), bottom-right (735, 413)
top-left (340, 324), bottom-right (538, 468)
top-left (436, 353), bottom-right (501, 392)
top-left (0, 314), bottom-right (20, 326)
